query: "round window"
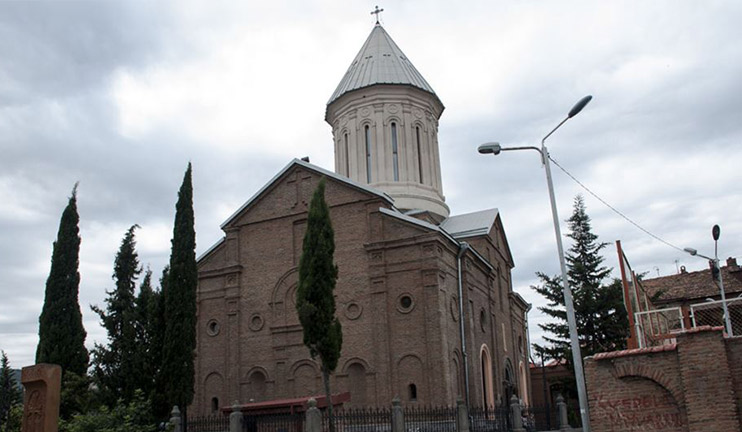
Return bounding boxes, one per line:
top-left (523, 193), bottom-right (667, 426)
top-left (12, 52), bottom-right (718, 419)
top-left (249, 314), bottom-right (264, 332)
top-left (206, 319), bottom-right (220, 336)
top-left (396, 293), bottom-right (415, 313)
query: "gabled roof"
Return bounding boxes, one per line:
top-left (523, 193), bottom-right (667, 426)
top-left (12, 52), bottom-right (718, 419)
top-left (379, 207), bottom-right (494, 271)
top-left (327, 24), bottom-right (439, 105)
top-left (220, 158), bottom-right (394, 230)
top-left (440, 208), bottom-right (499, 239)
top-left (642, 258), bottom-right (742, 303)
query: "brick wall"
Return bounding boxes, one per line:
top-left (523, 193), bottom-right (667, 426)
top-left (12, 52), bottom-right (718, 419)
top-left (585, 327), bottom-right (742, 432)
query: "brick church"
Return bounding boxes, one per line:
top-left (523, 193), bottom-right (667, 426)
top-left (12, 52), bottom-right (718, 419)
top-left (193, 22), bottom-right (531, 414)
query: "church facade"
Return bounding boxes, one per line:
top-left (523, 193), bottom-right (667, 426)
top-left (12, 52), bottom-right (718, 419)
top-left (193, 23), bottom-right (531, 414)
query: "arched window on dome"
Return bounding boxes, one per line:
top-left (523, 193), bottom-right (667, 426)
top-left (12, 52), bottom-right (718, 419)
top-left (391, 122), bottom-right (399, 181)
top-left (416, 126), bottom-right (424, 184)
top-left (365, 125), bottom-right (372, 183)
top-left (344, 132), bottom-right (350, 176)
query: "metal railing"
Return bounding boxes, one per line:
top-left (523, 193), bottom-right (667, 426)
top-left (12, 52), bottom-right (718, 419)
top-left (634, 306), bottom-right (685, 348)
top-left (690, 296), bottom-right (742, 336)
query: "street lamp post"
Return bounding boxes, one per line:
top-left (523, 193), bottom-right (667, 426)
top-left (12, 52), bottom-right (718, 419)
top-left (478, 95), bottom-right (593, 432)
top-left (684, 224), bottom-right (733, 336)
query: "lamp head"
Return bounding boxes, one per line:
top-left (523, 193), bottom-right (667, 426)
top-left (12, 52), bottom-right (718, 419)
top-left (712, 224), bottom-right (720, 241)
top-left (478, 142), bottom-right (502, 155)
top-left (567, 95), bottom-right (593, 118)
top-left (684, 247), bottom-right (698, 256)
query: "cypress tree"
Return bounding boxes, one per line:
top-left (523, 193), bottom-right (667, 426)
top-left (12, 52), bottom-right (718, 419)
top-left (0, 351), bottom-right (22, 431)
top-left (36, 184), bottom-right (88, 375)
top-left (152, 266), bottom-right (170, 420)
top-left (91, 225), bottom-right (142, 406)
top-left (533, 195), bottom-right (628, 365)
top-left (296, 178), bottom-right (342, 432)
top-left (161, 164), bottom-right (197, 413)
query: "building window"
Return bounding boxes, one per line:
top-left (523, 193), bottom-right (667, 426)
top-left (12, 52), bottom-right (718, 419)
top-left (211, 397), bottom-right (219, 413)
top-left (408, 383), bottom-right (417, 401)
top-left (344, 133), bottom-right (350, 176)
top-left (365, 125), bottom-right (372, 183)
top-left (416, 126), bottom-right (423, 183)
top-left (397, 293), bottom-right (415, 313)
top-left (206, 319), bottom-right (220, 336)
top-left (391, 122), bottom-right (399, 181)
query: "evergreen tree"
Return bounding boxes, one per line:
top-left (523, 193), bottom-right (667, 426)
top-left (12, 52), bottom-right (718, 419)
top-left (296, 178), bottom-right (342, 432)
top-left (151, 267), bottom-right (169, 420)
top-left (36, 184), bottom-right (88, 376)
top-left (161, 164), bottom-right (197, 413)
top-left (0, 351), bottom-right (22, 432)
top-left (91, 225), bottom-right (142, 406)
top-left (533, 195), bottom-right (628, 365)
top-left (133, 267), bottom-right (165, 420)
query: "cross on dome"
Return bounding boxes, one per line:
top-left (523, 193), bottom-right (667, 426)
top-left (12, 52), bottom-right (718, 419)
top-left (371, 5), bottom-right (384, 24)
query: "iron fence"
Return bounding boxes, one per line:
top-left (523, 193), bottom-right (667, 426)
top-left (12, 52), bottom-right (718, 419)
top-left (404, 405), bottom-right (456, 432)
top-left (187, 414), bottom-right (230, 432)
top-left (242, 412), bottom-right (304, 432)
top-left (469, 406), bottom-right (509, 432)
top-left (327, 406), bottom-right (392, 432)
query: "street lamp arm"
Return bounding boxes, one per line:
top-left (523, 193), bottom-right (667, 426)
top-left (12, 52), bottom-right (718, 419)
top-left (499, 145), bottom-right (542, 154)
top-left (542, 117), bottom-right (569, 145)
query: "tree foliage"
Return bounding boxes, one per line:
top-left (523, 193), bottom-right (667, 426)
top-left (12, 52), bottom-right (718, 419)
top-left (161, 164), bottom-right (198, 412)
top-left (533, 195), bottom-right (628, 366)
top-left (91, 225), bottom-right (142, 406)
top-left (36, 184), bottom-right (88, 376)
top-left (296, 178), bottom-right (342, 432)
top-left (0, 351), bottom-right (22, 432)
top-left (59, 390), bottom-right (157, 432)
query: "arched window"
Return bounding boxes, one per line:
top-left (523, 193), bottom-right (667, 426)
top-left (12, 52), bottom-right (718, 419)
top-left (365, 125), bottom-right (372, 183)
top-left (391, 122), bottom-right (399, 181)
top-left (348, 363), bottom-right (368, 406)
top-left (211, 397), bottom-right (219, 413)
top-left (344, 132), bottom-right (350, 176)
top-left (416, 126), bottom-right (423, 183)
top-left (408, 383), bottom-right (418, 401)
top-left (480, 346), bottom-right (495, 408)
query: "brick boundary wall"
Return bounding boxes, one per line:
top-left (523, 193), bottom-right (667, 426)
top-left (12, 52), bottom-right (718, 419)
top-left (584, 327), bottom-right (742, 432)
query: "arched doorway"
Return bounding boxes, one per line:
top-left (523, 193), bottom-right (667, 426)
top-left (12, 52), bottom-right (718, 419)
top-left (480, 345), bottom-right (495, 408)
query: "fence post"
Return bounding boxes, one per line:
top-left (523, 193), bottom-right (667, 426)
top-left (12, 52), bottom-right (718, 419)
top-left (510, 396), bottom-right (525, 432)
top-left (305, 398), bottom-right (322, 432)
top-left (392, 397), bottom-right (404, 432)
top-left (230, 402), bottom-right (242, 432)
top-left (556, 394), bottom-right (571, 431)
top-left (456, 397), bottom-right (469, 432)
top-left (170, 406), bottom-right (182, 432)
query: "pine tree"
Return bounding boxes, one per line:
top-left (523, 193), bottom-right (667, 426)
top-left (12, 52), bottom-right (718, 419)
top-left (36, 184), bottom-right (88, 376)
top-left (132, 267), bottom-right (165, 418)
top-left (91, 225), bottom-right (142, 406)
top-left (533, 195), bottom-right (628, 365)
top-left (161, 164), bottom-right (198, 413)
top-left (0, 351), bottom-right (22, 431)
top-left (296, 178), bottom-right (342, 432)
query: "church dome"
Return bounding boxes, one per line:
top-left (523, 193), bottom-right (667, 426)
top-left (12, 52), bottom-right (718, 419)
top-left (327, 23), bottom-right (442, 108)
top-left (326, 24), bottom-right (449, 219)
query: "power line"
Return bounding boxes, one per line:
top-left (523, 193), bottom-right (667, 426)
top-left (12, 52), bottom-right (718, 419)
top-left (548, 155), bottom-right (685, 253)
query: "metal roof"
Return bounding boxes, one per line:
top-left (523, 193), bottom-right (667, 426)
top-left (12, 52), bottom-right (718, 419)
top-left (440, 208), bottom-right (499, 239)
top-left (327, 24), bottom-right (438, 105)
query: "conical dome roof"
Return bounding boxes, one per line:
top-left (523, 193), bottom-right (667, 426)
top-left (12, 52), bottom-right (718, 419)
top-left (327, 24), bottom-right (440, 105)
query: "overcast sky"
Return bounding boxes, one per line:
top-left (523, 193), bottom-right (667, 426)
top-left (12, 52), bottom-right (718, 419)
top-left (1, 1), bottom-right (741, 368)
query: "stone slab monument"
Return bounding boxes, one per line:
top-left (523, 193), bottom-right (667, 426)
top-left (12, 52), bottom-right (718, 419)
top-left (21, 364), bottom-right (62, 432)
